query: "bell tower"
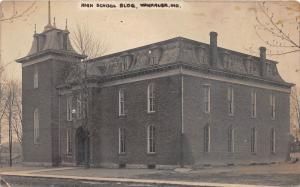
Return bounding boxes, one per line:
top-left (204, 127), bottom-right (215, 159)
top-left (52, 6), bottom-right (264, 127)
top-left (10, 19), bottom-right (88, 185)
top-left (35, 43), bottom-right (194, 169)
top-left (16, 0), bottom-right (85, 166)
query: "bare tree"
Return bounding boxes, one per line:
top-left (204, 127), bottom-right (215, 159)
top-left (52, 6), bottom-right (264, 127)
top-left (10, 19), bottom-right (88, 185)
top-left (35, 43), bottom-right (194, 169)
top-left (0, 1), bottom-right (36, 22)
top-left (252, 2), bottom-right (300, 56)
top-left (1, 80), bottom-right (22, 166)
top-left (71, 23), bottom-right (108, 59)
top-left (61, 24), bottom-right (108, 168)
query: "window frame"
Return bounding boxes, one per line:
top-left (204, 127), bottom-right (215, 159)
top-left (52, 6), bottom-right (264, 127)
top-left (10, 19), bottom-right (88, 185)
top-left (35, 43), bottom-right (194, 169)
top-left (250, 127), bottom-right (257, 153)
top-left (33, 66), bottom-right (38, 89)
top-left (251, 90), bottom-right (257, 118)
top-left (227, 87), bottom-right (234, 116)
top-left (67, 96), bottom-right (73, 121)
top-left (203, 85), bottom-right (211, 114)
top-left (228, 127), bottom-right (235, 153)
top-left (147, 83), bottom-right (155, 113)
top-left (270, 128), bottom-right (276, 154)
top-left (147, 125), bottom-right (156, 154)
top-left (118, 128), bottom-right (126, 154)
top-left (33, 108), bottom-right (39, 144)
top-left (66, 129), bottom-right (73, 155)
top-left (204, 125), bottom-right (210, 153)
top-left (119, 88), bottom-right (125, 116)
top-left (270, 94), bottom-right (276, 120)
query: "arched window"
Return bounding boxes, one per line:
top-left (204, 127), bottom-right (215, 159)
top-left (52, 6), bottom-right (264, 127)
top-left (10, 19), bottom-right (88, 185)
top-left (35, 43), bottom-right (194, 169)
top-left (227, 87), bottom-right (234, 115)
top-left (33, 66), bottom-right (38, 89)
top-left (147, 125), bottom-right (155, 153)
top-left (270, 128), bottom-right (276, 153)
top-left (33, 108), bottom-right (39, 144)
top-left (250, 127), bottom-right (257, 153)
top-left (228, 127), bottom-right (234, 152)
top-left (204, 125), bottom-right (210, 152)
top-left (147, 83), bottom-right (155, 113)
top-left (119, 88), bottom-right (125, 116)
top-left (203, 85), bottom-right (210, 113)
top-left (67, 129), bottom-right (73, 155)
top-left (119, 128), bottom-right (126, 154)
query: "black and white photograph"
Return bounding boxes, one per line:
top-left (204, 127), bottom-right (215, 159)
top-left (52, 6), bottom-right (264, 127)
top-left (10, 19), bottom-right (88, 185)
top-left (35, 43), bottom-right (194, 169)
top-left (0, 0), bottom-right (299, 186)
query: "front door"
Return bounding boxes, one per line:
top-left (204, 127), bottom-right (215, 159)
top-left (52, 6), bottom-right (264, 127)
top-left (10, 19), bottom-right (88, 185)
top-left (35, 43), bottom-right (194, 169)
top-left (75, 127), bottom-right (89, 165)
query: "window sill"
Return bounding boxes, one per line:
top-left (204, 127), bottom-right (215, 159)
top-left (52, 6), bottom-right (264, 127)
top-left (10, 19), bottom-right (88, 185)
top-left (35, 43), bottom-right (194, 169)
top-left (147, 111), bottom-right (155, 114)
top-left (147, 152), bottom-right (156, 155)
top-left (118, 153), bottom-right (126, 156)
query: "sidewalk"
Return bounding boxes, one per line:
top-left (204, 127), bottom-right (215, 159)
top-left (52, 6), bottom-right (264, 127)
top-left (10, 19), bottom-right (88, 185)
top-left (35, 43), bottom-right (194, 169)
top-left (0, 169), bottom-right (277, 187)
top-left (0, 162), bottom-right (300, 187)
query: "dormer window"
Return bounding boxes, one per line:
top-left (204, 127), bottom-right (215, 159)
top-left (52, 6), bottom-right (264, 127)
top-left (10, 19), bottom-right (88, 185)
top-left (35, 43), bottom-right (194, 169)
top-left (63, 33), bottom-right (68, 50)
top-left (34, 66), bottom-right (38, 89)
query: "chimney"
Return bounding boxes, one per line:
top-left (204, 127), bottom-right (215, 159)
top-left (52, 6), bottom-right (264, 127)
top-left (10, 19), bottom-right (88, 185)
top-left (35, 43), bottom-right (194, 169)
top-left (209, 31), bottom-right (218, 67)
top-left (259, 47), bottom-right (266, 77)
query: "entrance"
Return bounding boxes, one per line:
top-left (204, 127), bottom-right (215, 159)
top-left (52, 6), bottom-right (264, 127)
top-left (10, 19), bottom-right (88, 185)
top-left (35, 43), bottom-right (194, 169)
top-left (75, 126), bottom-right (90, 165)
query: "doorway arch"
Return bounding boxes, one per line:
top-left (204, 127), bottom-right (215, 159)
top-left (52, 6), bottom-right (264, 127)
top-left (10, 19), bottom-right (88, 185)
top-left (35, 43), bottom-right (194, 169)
top-left (75, 126), bottom-right (90, 165)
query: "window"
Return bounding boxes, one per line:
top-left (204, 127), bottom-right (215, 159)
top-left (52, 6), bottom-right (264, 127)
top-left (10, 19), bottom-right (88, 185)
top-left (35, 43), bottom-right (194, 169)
top-left (122, 60), bottom-right (129, 71)
top-left (119, 88), bottom-right (125, 116)
top-left (33, 108), bottom-right (39, 144)
top-left (119, 128), bottom-right (126, 154)
top-left (270, 128), bottom-right (276, 153)
top-left (250, 127), bottom-right (257, 153)
top-left (147, 125), bottom-right (155, 153)
top-left (203, 85), bottom-right (210, 113)
top-left (251, 90), bottom-right (257, 118)
top-left (147, 83), bottom-right (155, 113)
top-left (33, 66), bottom-right (38, 89)
top-left (228, 127), bottom-right (234, 152)
top-left (63, 33), bottom-right (68, 50)
top-left (67, 96), bottom-right (73, 121)
top-left (227, 87), bottom-right (234, 115)
top-left (76, 95), bottom-right (82, 119)
top-left (204, 125), bottom-right (210, 152)
top-left (67, 129), bottom-right (73, 155)
top-left (270, 94), bottom-right (276, 119)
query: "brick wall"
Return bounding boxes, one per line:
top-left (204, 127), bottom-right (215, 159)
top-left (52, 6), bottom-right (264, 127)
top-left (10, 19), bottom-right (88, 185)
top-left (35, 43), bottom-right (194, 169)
top-left (91, 75), bottom-right (182, 166)
top-left (22, 60), bottom-right (54, 163)
top-left (182, 75), bottom-right (290, 165)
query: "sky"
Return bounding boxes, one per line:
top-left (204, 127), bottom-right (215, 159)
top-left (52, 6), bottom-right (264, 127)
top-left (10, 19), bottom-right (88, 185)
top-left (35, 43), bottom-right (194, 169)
top-left (0, 0), bottom-right (299, 87)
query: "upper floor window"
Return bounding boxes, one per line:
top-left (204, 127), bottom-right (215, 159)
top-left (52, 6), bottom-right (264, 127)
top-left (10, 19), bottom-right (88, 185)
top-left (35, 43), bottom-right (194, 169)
top-left (33, 66), bottom-right (38, 89)
top-left (33, 108), bottom-right (39, 144)
top-left (251, 90), bottom-right (257, 118)
top-left (270, 128), bottom-right (276, 154)
top-left (147, 83), bottom-right (155, 113)
top-left (66, 129), bottom-right (73, 155)
top-left (122, 61), bottom-right (129, 71)
top-left (119, 128), bottom-right (126, 154)
top-left (67, 96), bottom-right (73, 121)
top-left (250, 127), bottom-right (257, 153)
top-left (76, 95), bottom-right (82, 119)
top-left (270, 94), bottom-right (276, 119)
top-left (203, 85), bottom-right (210, 113)
top-left (147, 125), bottom-right (156, 154)
top-left (119, 88), bottom-right (125, 116)
top-left (204, 125), bottom-right (210, 152)
top-left (63, 34), bottom-right (68, 50)
top-left (227, 87), bottom-right (234, 115)
top-left (228, 127), bottom-right (234, 153)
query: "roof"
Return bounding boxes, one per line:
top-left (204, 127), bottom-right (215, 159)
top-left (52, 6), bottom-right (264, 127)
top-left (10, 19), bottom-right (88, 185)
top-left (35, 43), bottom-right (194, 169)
top-left (64, 36), bottom-right (291, 87)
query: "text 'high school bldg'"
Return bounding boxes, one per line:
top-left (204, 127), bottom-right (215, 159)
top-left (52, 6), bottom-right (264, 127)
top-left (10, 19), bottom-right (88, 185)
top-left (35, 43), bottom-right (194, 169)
top-left (16, 8), bottom-right (294, 168)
